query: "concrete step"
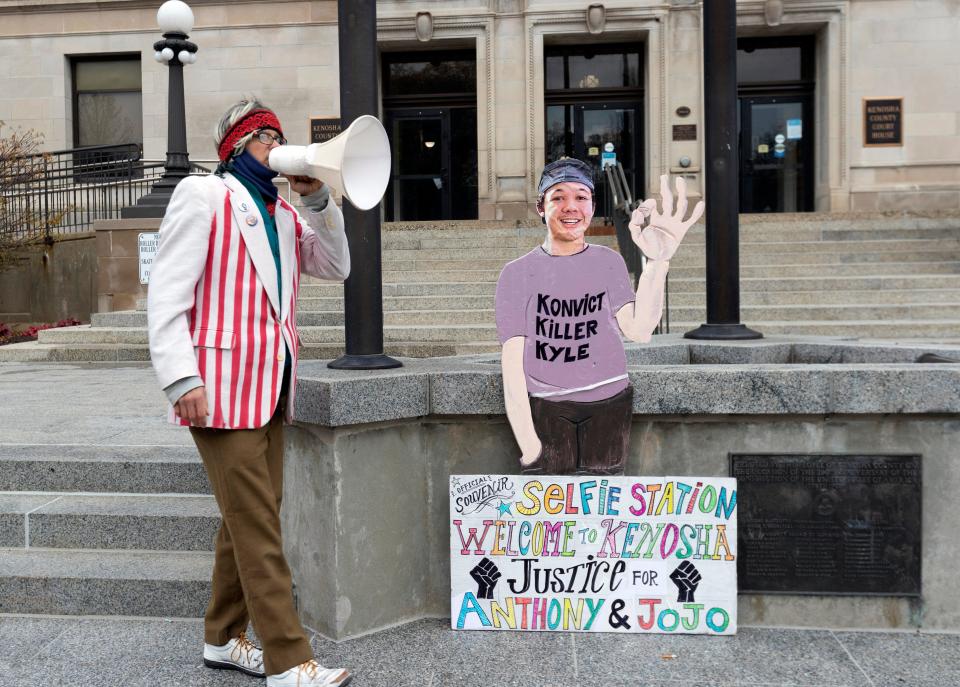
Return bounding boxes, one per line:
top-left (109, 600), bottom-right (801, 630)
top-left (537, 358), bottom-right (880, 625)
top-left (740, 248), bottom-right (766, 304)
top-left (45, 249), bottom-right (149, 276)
top-left (90, 304), bottom-right (960, 331)
top-left (295, 341), bottom-right (482, 358)
top-left (300, 295), bottom-right (494, 312)
top-left (0, 340), bottom-right (492, 362)
top-left (37, 325), bottom-right (499, 345)
top-left (668, 320), bottom-right (960, 338)
top-left (382, 234), bottom-right (617, 250)
top-left (379, 263), bottom-right (960, 283)
top-left (385, 304), bottom-right (956, 325)
top-left (381, 250), bottom-right (960, 273)
top-left (669, 303), bottom-right (960, 322)
top-left (383, 310), bottom-right (492, 326)
top-left (666, 274), bottom-right (960, 293)
top-left (299, 282), bottom-right (498, 297)
top-left (379, 215), bottom-right (960, 235)
top-left (0, 493), bottom-right (219, 551)
top-left (93, 310), bottom-right (351, 328)
top-left (298, 289), bottom-right (960, 311)
top-left (677, 224), bottom-right (960, 244)
top-left (0, 342), bottom-right (152, 363)
top-left (380, 238), bottom-right (960, 260)
top-left (668, 289), bottom-right (960, 306)
top-left (0, 548), bottom-right (210, 616)
top-left (0, 444), bottom-right (207, 494)
top-left (377, 220), bottom-right (960, 246)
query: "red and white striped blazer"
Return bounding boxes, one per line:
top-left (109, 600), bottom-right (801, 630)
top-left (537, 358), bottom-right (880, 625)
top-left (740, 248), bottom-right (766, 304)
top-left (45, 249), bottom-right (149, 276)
top-left (147, 173), bottom-right (349, 429)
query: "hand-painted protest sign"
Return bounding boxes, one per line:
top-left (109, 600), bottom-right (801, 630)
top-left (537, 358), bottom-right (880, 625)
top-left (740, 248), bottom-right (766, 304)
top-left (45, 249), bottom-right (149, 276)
top-left (450, 474), bottom-right (737, 635)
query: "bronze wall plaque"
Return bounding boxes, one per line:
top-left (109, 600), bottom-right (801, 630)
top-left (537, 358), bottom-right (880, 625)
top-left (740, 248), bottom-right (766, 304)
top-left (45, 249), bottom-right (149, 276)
top-left (730, 454), bottom-right (921, 596)
top-left (863, 98), bottom-right (903, 147)
top-left (310, 117), bottom-right (342, 144)
top-left (673, 124), bottom-right (697, 141)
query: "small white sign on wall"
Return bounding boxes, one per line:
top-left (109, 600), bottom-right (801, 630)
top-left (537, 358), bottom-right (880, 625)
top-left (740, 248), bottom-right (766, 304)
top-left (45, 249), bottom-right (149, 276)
top-left (450, 474), bottom-right (738, 635)
top-left (138, 232), bottom-right (159, 285)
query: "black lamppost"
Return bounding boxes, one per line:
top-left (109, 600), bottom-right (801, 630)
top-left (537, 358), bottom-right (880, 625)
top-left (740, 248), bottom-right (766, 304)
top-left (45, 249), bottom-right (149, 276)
top-left (327, 0), bottom-right (401, 370)
top-left (122, 0), bottom-right (198, 219)
top-left (684, 0), bottom-right (762, 340)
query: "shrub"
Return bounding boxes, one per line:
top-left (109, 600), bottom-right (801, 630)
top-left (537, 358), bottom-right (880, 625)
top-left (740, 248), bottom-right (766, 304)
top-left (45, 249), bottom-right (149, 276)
top-left (0, 318), bottom-right (81, 345)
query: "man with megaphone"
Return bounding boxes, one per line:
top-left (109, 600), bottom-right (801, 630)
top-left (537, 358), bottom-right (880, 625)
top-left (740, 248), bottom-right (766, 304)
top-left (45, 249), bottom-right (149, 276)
top-left (148, 97), bottom-right (353, 687)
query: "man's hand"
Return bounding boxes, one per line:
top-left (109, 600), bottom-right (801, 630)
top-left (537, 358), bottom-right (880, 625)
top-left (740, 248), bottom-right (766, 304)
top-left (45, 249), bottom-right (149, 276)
top-left (284, 175), bottom-right (324, 196)
top-left (629, 175), bottom-right (705, 262)
top-left (175, 387), bottom-right (208, 427)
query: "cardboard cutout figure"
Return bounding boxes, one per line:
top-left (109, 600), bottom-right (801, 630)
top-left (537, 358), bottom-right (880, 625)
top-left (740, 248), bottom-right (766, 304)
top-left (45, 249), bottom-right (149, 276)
top-left (495, 160), bottom-right (704, 475)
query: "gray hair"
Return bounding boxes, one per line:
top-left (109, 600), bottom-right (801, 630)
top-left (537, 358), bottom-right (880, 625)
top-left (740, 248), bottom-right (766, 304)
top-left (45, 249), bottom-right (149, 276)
top-left (213, 96), bottom-right (275, 160)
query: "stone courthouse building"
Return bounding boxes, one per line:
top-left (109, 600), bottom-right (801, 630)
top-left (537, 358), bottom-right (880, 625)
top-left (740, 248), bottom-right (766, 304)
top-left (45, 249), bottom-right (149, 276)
top-left (0, 0), bottom-right (957, 221)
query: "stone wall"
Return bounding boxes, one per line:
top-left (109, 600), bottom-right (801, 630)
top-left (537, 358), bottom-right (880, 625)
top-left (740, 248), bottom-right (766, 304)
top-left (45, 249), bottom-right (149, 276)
top-left (0, 232), bottom-right (96, 324)
top-left (285, 413), bottom-right (952, 638)
top-left (847, 0), bottom-right (960, 211)
top-left (281, 340), bottom-right (960, 639)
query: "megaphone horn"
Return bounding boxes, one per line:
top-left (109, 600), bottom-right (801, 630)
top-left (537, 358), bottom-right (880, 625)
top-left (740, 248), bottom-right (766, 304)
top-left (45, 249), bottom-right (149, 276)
top-left (268, 114), bottom-right (391, 211)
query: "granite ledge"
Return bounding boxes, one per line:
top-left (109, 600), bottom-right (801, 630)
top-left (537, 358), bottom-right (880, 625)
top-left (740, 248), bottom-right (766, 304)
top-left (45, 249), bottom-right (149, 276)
top-left (292, 336), bottom-right (960, 428)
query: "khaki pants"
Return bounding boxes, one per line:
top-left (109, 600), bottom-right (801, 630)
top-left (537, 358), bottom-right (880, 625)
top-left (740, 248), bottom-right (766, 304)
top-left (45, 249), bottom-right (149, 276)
top-left (190, 406), bottom-right (312, 675)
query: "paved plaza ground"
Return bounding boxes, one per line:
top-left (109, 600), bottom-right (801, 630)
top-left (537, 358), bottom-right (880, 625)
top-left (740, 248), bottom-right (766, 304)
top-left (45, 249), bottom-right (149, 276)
top-left (3, 361), bottom-right (960, 687)
top-left (2, 614), bottom-right (960, 686)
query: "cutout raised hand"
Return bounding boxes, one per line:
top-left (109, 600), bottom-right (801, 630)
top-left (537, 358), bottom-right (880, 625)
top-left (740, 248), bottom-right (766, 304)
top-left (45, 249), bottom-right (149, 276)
top-left (629, 174), bottom-right (705, 262)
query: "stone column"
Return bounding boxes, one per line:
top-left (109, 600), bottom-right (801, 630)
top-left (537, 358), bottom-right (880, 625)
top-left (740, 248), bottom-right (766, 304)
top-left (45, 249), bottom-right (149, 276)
top-left (95, 218), bottom-right (160, 313)
top-left (489, 8), bottom-right (530, 220)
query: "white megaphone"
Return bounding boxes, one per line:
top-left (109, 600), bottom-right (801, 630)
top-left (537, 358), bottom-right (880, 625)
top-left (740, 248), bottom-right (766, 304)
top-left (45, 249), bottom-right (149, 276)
top-left (268, 114), bottom-right (391, 211)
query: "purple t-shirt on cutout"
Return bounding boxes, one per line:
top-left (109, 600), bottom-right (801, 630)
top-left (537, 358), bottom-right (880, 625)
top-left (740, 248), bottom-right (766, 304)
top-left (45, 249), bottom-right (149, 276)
top-left (495, 244), bottom-right (636, 402)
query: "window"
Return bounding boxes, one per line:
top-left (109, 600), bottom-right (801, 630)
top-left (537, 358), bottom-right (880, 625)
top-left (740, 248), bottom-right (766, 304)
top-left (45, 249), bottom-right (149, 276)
top-left (72, 55), bottom-right (143, 150)
top-left (545, 45), bottom-right (641, 92)
top-left (383, 52), bottom-right (476, 99)
top-left (736, 37), bottom-right (815, 88)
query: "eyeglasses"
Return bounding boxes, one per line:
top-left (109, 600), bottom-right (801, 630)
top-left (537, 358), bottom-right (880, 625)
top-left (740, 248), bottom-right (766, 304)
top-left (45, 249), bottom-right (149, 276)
top-left (254, 130), bottom-right (286, 146)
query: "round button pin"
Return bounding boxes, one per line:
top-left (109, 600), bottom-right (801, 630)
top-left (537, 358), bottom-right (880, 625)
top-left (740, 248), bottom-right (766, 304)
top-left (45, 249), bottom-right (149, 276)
top-left (246, 216), bottom-right (258, 226)
top-left (239, 202), bottom-right (249, 212)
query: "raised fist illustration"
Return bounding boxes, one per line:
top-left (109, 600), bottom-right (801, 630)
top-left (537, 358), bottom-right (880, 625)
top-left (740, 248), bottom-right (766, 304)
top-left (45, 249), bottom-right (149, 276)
top-left (669, 561), bottom-right (702, 603)
top-left (469, 557), bottom-right (502, 599)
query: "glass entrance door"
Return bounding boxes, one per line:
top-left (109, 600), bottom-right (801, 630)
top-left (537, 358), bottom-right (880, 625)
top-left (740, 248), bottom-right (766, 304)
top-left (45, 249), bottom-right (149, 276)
top-left (739, 97), bottom-right (813, 213)
top-left (381, 50), bottom-right (478, 221)
top-left (386, 110), bottom-right (448, 221)
top-left (384, 108), bottom-right (479, 221)
top-left (580, 104), bottom-right (638, 218)
top-left (545, 102), bottom-right (641, 218)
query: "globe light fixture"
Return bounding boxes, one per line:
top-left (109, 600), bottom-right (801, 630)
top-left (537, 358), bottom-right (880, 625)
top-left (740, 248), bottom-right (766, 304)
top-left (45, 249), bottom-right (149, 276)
top-left (123, 0), bottom-right (200, 217)
top-left (157, 0), bottom-right (195, 34)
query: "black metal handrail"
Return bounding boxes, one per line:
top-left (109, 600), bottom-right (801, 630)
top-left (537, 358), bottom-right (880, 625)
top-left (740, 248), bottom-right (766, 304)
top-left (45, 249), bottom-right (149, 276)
top-left (0, 143), bottom-right (209, 241)
top-left (604, 162), bottom-right (669, 334)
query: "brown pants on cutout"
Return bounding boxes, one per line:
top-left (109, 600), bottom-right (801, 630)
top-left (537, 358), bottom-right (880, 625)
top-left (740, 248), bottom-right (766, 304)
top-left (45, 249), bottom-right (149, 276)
top-left (526, 385), bottom-right (633, 475)
top-left (190, 404), bottom-right (312, 676)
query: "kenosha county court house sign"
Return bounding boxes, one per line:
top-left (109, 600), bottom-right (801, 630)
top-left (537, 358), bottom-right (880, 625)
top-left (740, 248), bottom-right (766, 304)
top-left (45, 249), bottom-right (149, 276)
top-left (450, 475), bottom-right (738, 635)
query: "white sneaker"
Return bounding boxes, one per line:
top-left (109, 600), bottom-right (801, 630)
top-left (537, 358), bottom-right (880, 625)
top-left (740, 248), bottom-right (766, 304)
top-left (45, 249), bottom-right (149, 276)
top-left (267, 659), bottom-right (352, 686)
top-left (203, 631), bottom-right (266, 678)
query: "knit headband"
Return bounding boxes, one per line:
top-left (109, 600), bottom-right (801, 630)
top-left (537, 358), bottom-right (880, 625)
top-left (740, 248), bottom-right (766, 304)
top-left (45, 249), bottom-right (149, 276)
top-left (217, 109), bottom-right (284, 161)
